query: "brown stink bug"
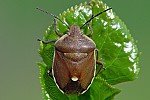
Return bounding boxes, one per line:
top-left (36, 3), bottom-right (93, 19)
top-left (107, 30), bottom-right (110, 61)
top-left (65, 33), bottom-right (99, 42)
top-left (37, 7), bottom-right (112, 94)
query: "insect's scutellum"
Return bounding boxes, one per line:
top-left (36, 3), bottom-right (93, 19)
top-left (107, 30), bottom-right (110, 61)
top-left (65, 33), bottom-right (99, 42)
top-left (37, 7), bottom-right (112, 94)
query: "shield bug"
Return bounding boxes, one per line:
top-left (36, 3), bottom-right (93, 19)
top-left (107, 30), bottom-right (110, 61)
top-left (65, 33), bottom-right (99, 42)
top-left (37, 7), bottom-right (112, 94)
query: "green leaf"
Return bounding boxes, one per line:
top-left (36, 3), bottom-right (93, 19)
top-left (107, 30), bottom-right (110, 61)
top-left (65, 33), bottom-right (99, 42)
top-left (38, 0), bottom-right (140, 99)
top-left (88, 0), bottom-right (140, 84)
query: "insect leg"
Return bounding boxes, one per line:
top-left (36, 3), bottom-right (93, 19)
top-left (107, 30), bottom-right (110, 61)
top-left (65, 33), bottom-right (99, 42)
top-left (86, 22), bottom-right (93, 37)
top-left (95, 60), bottom-right (104, 76)
top-left (54, 18), bottom-right (63, 37)
top-left (86, 14), bottom-right (94, 37)
top-left (48, 68), bottom-right (53, 77)
top-left (95, 49), bottom-right (105, 77)
top-left (37, 39), bottom-right (57, 44)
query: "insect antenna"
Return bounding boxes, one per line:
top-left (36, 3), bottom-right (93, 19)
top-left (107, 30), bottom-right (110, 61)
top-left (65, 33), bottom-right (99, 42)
top-left (36, 7), bottom-right (69, 29)
top-left (80, 8), bottom-right (112, 28)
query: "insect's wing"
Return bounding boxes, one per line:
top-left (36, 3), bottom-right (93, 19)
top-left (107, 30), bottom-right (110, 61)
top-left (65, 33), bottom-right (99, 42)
top-left (53, 50), bottom-right (70, 90)
top-left (79, 51), bottom-right (96, 89)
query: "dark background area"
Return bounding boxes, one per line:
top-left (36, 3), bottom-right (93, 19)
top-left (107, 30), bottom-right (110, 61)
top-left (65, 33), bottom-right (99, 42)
top-left (0, 0), bottom-right (148, 99)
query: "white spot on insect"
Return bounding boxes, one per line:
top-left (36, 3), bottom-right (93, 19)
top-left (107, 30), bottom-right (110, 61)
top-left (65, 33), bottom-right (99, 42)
top-left (71, 76), bottom-right (78, 81)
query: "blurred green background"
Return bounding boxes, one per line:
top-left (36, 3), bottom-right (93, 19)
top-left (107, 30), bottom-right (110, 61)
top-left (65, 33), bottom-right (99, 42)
top-left (0, 0), bottom-right (148, 100)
